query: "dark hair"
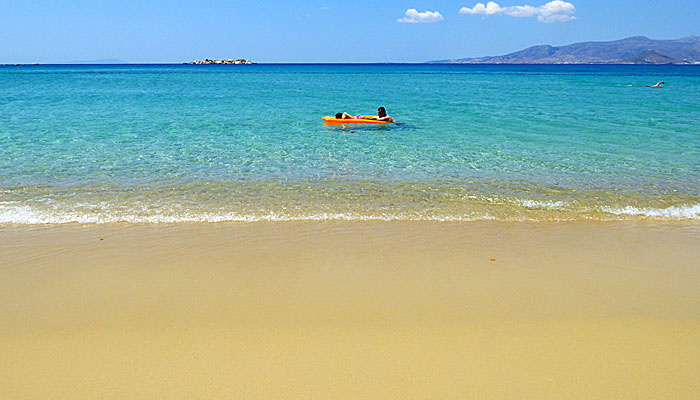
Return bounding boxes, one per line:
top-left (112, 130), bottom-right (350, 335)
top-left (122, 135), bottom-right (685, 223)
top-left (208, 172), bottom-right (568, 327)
top-left (378, 107), bottom-right (386, 113)
top-left (335, 112), bottom-right (343, 119)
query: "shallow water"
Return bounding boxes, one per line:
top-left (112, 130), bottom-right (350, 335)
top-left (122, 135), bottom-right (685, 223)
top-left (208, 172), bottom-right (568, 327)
top-left (1, 64), bottom-right (699, 223)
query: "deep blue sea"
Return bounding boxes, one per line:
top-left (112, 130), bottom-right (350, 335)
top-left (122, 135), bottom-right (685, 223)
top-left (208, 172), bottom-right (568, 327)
top-left (1, 64), bottom-right (699, 223)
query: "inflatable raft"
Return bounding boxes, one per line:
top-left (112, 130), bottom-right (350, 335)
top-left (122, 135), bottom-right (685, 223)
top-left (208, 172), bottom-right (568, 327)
top-left (322, 116), bottom-right (392, 125)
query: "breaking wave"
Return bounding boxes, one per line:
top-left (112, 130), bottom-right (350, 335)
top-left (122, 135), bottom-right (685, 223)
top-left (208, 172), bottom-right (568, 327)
top-left (600, 204), bottom-right (700, 220)
top-left (1, 201), bottom-right (699, 225)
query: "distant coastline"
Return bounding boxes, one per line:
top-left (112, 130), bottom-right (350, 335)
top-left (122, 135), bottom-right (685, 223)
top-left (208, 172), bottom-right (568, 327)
top-left (428, 35), bottom-right (700, 65)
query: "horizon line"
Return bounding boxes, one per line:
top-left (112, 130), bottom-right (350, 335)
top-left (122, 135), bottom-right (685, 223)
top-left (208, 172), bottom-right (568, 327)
top-left (3, 62), bottom-right (700, 66)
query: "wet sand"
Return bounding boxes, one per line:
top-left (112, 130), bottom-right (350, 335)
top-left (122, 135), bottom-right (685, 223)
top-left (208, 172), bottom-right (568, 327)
top-left (1, 221), bottom-right (699, 399)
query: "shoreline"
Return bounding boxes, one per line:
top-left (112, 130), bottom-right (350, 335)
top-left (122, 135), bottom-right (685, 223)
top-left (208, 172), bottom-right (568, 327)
top-left (2, 221), bottom-right (699, 398)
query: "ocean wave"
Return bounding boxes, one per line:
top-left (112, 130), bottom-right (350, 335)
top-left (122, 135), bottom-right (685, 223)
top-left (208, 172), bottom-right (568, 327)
top-left (2, 202), bottom-right (700, 225)
top-left (0, 205), bottom-right (501, 224)
top-left (600, 204), bottom-right (700, 219)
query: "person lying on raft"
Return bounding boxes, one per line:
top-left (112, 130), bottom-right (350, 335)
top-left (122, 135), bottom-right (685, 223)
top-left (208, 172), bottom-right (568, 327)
top-left (335, 112), bottom-right (359, 119)
top-left (361, 106), bottom-right (395, 123)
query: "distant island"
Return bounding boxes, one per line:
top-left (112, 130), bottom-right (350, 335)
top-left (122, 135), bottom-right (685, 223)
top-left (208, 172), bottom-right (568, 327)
top-left (428, 36), bottom-right (700, 65)
top-left (185, 58), bottom-right (255, 65)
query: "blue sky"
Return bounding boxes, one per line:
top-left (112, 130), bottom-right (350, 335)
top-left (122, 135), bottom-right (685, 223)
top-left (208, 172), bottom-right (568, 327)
top-left (1, 0), bottom-right (699, 63)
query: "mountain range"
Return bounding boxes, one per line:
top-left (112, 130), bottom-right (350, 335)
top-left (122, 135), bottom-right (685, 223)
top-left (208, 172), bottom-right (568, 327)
top-left (428, 36), bottom-right (700, 64)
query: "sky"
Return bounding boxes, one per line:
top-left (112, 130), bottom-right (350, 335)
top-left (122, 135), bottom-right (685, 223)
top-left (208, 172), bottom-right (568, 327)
top-left (1, 0), bottom-right (699, 63)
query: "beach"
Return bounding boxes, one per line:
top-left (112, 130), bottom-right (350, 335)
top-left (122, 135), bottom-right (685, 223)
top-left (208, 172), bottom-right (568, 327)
top-left (2, 221), bottom-right (699, 399)
top-left (2, 63), bottom-right (700, 398)
top-left (3, 0), bottom-right (700, 393)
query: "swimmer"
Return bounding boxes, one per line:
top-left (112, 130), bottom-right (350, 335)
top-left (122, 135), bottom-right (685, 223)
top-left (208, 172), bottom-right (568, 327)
top-left (646, 81), bottom-right (665, 87)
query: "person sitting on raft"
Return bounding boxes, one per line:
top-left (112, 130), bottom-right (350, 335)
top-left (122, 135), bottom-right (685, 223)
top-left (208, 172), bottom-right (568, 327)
top-left (362, 106), bottom-right (395, 123)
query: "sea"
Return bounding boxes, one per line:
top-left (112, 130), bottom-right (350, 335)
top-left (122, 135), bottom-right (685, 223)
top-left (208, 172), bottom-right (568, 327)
top-left (1, 63), bottom-right (699, 223)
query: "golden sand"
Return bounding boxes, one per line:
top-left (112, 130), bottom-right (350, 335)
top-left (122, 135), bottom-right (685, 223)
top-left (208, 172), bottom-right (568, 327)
top-left (1, 221), bottom-right (699, 399)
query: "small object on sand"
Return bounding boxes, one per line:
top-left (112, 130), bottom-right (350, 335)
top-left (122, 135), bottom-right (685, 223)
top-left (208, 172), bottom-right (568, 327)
top-left (490, 258), bottom-right (496, 262)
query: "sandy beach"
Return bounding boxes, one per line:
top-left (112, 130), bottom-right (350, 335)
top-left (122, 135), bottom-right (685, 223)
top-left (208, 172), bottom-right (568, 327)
top-left (1, 221), bottom-right (699, 399)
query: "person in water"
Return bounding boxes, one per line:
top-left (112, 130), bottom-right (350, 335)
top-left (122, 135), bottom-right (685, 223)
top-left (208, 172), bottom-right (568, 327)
top-left (363, 107), bottom-right (395, 122)
top-left (646, 81), bottom-right (665, 87)
top-left (335, 112), bottom-right (358, 119)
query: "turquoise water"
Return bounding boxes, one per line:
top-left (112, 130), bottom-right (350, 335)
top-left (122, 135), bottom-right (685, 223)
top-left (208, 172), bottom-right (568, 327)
top-left (1, 64), bottom-right (699, 223)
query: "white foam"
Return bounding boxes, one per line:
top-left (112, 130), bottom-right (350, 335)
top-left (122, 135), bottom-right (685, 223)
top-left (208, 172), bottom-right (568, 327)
top-left (601, 204), bottom-right (700, 219)
top-left (516, 199), bottom-right (566, 209)
top-left (0, 205), bottom-right (501, 224)
top-left (3, 202), bottom-right (699, 225)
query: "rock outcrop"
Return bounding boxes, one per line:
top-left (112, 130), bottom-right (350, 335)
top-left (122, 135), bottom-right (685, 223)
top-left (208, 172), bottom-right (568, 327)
top-left (185, 59), bottom-right (255, 65)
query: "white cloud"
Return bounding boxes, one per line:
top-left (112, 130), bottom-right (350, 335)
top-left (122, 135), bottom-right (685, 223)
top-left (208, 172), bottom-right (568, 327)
top-left (459, 1), bottom-right (576, 23)
top-left (397, 9), bottom-right (444, 23)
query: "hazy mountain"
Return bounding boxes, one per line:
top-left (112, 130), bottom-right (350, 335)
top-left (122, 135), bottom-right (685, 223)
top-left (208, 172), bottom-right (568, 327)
top-left (428, 36), bottom-right (700, 64)
top-left (618, 50), bottom-right (681, 64)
